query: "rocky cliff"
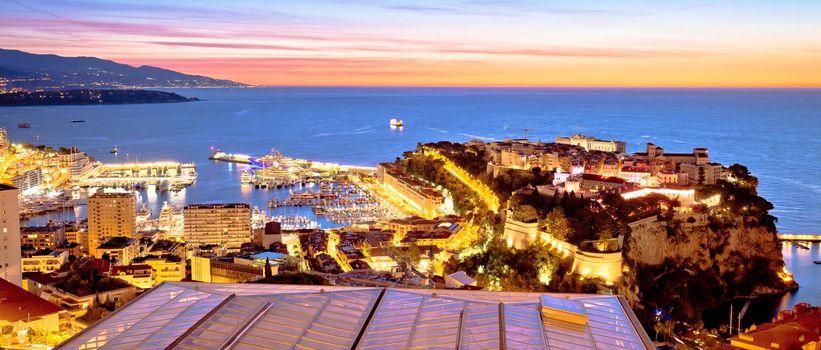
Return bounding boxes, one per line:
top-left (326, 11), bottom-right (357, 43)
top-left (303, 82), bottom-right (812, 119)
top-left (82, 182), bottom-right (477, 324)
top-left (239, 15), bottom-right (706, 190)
top-left (620, 213), bottom-right (795, 321)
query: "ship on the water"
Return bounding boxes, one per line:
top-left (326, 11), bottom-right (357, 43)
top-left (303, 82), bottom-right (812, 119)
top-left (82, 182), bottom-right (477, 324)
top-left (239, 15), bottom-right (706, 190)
top-left (389, 118), bottom-right (404, 128)
top-left (209, 150), bottom-right (253, 164)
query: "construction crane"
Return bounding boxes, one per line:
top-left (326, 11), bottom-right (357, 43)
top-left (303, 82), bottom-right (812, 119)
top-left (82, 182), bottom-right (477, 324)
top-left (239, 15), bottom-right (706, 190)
top-left (519, 128), bottom-right (534, 140)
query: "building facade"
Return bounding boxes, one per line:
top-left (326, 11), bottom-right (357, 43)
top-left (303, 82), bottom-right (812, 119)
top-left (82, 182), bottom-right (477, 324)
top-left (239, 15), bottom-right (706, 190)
top-left (58, 151), bottom-right (95, 181)
top-left (21, 250), bottom-right (68, 273)
top-left (184, 203), bottom-right (252, 251)
top-left (11, 167), bottom-right (43, 193)
top-left (96, 236), bottom-right (139, 265)
top-left (0, 185), bottom-right (22, 286)
top-left (556, 134), bottom-right (627, 153)
top-left (378, 163), bottom-right (444, 218)
top-left (133, 255), bottom-right (185, 284)
top-left (20, 225), bottom-right (65, 250)
top-left (87, 190), bottom-right (136, 257)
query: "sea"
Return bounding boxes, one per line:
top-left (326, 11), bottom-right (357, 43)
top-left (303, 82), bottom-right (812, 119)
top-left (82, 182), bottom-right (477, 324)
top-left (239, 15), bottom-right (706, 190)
top-left (1, 87), bottom-right (819, 322)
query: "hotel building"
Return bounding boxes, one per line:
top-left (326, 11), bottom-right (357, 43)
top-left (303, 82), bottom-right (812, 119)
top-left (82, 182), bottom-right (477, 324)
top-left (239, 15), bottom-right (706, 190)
top-left (184, 203), bottom-right (252, 251)
top-left (58, 151), bottom-right (95, 181)
top-left (87, 190), bottom-right (136, 257)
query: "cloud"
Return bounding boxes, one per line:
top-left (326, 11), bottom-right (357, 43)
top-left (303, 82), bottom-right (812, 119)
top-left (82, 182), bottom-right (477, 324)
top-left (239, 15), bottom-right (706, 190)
top-left (146, 41), bottom-right (318, 51)
top-left (0, 17), bottom-right (220, 38)
top-left (437, 46), bottom-right (711, 58)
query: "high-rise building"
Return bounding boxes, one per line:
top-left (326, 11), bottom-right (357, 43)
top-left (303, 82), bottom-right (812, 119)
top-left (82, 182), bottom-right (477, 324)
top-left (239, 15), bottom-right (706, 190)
top-left (0, 184), bottom-right (22, 286)
top-left (87, 190), bottom-right (136, 257)
top-left (184, 203), bottom-right (251, 251)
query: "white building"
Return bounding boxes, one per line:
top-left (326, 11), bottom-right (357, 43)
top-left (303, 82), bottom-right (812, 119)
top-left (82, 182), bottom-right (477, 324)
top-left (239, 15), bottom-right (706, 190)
top-left (58, 151), bottom-right (95, 181)
top-left (21, 249), bottom-right (69, 273)
top-left (0, 184), bottom-right (22, 286)
top-left (556, 134), bottom-right (627, 153)
top-left (12, 167), bottom-right (42, 193)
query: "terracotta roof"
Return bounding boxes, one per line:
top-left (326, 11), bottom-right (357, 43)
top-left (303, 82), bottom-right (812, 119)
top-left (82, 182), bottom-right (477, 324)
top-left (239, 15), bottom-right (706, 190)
top-left (23, 272), bottom-right (63, 286)
top-left (0, 277), bottom-right (62, 323)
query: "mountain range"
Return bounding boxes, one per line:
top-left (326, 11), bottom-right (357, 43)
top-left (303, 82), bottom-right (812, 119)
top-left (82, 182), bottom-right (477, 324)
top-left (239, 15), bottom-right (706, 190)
top-left (0, 48), bottom-right (246, 90)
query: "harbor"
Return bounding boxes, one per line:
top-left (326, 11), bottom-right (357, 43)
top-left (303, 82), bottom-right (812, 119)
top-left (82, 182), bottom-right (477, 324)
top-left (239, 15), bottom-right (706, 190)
top-left (268, 179), bottom-right (402, 225)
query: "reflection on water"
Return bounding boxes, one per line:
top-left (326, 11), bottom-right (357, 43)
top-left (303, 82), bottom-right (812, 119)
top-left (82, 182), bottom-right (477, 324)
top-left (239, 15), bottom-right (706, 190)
top-left (703, 241), bottom-right (820, 330)
top-left (778, 241), bottom-right (820, 309)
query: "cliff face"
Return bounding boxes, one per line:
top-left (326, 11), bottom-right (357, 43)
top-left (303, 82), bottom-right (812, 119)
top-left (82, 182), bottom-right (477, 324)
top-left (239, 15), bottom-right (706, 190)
top-left (620, 215), bottom-right (795, 320)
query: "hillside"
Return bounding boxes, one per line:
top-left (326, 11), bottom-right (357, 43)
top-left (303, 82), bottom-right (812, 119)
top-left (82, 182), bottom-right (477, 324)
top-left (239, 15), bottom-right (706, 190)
top-left (0, 48), bottom-right (246, 90)
top-left (0, 89), bottom-right (197, 106)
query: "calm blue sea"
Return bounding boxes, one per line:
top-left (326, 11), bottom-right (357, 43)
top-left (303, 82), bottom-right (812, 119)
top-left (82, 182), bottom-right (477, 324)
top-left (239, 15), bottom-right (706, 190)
top-left (1, 87), bottom-right (819, 310)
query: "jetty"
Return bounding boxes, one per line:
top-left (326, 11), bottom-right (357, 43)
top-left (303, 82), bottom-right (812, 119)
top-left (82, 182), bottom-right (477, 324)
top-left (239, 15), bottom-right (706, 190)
top-left (778, 233), bottom-right (821, 242)
top-left (79, 162), bottom-right (197, 189)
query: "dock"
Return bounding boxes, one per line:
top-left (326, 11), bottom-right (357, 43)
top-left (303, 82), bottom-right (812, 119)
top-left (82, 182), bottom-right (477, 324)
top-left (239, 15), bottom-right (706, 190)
top-left (79, 162), bottom-right (197, 188)
top-left (778, 233), bottom-right (821, 242)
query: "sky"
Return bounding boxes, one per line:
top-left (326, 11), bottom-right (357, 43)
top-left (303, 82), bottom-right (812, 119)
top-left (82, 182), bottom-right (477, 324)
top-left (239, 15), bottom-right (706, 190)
top-left (2, 0), bottom-right (821, 87)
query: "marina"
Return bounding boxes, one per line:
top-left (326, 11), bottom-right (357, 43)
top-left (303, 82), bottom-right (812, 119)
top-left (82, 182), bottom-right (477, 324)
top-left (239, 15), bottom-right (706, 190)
top-left (269, 179), bottom-right (401, 224)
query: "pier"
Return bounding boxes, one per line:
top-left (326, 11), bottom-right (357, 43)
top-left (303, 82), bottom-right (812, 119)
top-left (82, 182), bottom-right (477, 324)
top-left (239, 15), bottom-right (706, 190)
top-left (79, 162), bottom-right (197, 188)
top-left (778, 233), bottom-right (821, 242)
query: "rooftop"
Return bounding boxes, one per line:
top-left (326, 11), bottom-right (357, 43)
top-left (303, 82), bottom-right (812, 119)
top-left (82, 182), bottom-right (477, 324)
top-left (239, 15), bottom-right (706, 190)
top-left (98, 236), bottom-right (136, 249)
top-left (0, 277), bottom-right (62, 323)
top-left (184, 203), bottom-right (251, 210)
top-left (111, 264), bottom-right (153, 275)
top-left (56, 282), bottom-right (654, 350)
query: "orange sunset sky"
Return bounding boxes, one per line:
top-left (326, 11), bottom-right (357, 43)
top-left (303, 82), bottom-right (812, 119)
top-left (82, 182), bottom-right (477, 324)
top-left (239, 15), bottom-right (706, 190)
top-left (2, 0), bottom-right (820, 87)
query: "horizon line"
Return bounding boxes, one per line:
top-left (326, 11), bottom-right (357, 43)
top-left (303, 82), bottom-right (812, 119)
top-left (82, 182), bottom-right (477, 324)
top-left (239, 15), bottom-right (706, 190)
top-left (245, 84), bottom-right (821, 89)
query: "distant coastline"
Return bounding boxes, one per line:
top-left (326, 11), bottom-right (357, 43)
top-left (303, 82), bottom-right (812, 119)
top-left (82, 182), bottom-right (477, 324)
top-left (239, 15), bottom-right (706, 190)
top-left (0, 89), bottom-right (197, 106)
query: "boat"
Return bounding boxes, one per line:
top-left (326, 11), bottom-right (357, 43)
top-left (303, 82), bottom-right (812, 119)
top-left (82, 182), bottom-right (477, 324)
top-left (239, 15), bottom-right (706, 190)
top-left (814, 260), bottom-right (821, 265)
top-left (136, 204), bottom-right (152, 222)
top-left (240, 170), bottom-right (254, 184)
top-left (312, 206), bottom-right (327, 215)
top-left (18, 122), bottom-right (31, 128)
top-left (389, 118), bottom-right (404, 128)
top-left (209, 151), bottom-right (253, 164)
top-left (267, 198), bottom-right (281, 208)
top-left (70, 120), bottom-right (86, 123)
top-left (111, 145), bottom-right (118, 154)
top-left (792, 241), bottom-right (811, 250)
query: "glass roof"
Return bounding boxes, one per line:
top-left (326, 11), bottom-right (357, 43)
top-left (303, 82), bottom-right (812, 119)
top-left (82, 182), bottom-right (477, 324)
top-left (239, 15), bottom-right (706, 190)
top-left (56, 282), bottom-right (652, 350)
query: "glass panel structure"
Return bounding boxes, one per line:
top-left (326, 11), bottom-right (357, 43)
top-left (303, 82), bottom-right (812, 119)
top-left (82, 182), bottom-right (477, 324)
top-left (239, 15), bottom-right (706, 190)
top-left (56, 282), bottom-right (653, 350)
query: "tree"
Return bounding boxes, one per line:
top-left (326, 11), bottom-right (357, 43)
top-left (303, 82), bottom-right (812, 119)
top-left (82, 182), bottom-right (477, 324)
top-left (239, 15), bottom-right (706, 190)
top-left (361, 241), bottom-right (372, 259)
top-left (543, 207), bottom-right (572, 241)
top-left (511, 204), bottom-right (538, 223)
